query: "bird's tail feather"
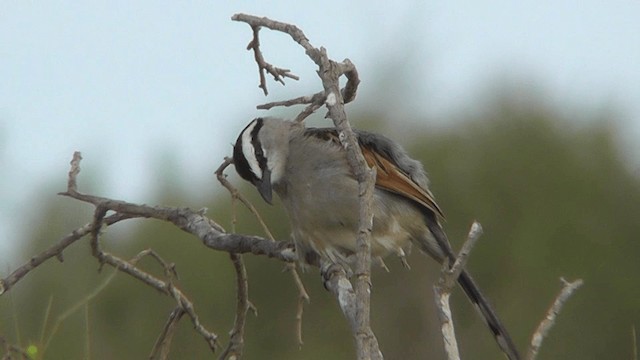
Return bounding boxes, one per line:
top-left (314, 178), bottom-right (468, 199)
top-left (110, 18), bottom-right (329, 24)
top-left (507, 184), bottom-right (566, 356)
top-left (457, 270), bottom-right (520, 360)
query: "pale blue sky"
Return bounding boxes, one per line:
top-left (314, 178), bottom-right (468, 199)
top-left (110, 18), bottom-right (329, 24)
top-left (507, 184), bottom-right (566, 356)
top-left (1, 1), bottom-right (639, 261)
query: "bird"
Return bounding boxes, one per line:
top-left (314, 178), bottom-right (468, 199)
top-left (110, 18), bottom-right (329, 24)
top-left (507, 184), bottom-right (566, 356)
top-left (232, 116), bottom-right (520, 360)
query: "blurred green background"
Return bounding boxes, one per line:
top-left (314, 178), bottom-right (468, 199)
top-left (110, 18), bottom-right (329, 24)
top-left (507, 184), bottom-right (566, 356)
top-left (1, 91), bottom-right (638, 359)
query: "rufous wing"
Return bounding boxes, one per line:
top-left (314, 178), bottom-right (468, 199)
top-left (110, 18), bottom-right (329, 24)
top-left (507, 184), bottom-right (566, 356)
top-left (361, 145), bottom-right (445, 220)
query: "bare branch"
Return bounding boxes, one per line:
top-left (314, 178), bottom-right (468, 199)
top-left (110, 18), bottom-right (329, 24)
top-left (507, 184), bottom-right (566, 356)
top-left (286, 262), bottom-right (310, 346)
top-left (243, 24), bottom-right (299, 95)
top-left (433, 286), bottom-right (459, 360)
top-left (322, 263), bottom-right (382, 360)
top-left (0, 212), bottom-right (133, 295)
top-left (36, 152), bottom-right (265, 354)
top-left (443, 221), bottom-right (483, 290)
top-left (433, 222), bottom-right (483, 360)
top-left (233, 13), bottom-right (359, 127)
top-left (67, 151), bottom-right (82, 192)
top-left (215, 157), bottom-right (275, 241)
top-left (65, 158), bottom-right (222, 353)
top-left (256, 91), bottom-right (324, 110)
top-left (130, 249), bottom-right (179, 280)
top-left (89, 224), bottom-right (219, 353)
top-left (218, 253), bottom-right (250, 360)
top-left (340, 58), bottom-right (360, 104)
top-left (54, 187), bottom-right (295, 263)
top-left (149, 307), bottom-right (185, 360)
top-left (257, 91), bottom-right (326, 123)
top-left (526, 278), bottom-right (584, 360)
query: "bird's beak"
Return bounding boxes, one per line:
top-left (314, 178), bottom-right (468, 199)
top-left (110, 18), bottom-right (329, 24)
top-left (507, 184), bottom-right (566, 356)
top-left (253, 168), bottom-right (273, 205)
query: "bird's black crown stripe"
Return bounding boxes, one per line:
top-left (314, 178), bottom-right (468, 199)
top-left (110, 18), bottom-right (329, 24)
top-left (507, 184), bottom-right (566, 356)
top-left (233, 118), bottom-right (263, 183)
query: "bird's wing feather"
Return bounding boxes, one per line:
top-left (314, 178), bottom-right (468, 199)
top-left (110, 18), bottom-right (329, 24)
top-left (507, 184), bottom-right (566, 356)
top-left (303, 127), bottom-right (445, 220)
top-left (360, 145), bottom-right (445, 219)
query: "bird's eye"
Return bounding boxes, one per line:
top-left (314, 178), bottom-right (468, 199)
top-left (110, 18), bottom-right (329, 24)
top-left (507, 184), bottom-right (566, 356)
top-left (255, 147), bottom-right (264, 158)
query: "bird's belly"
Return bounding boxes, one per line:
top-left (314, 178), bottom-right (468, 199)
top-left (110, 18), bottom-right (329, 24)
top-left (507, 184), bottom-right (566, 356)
top-left (285, 190), bottom-right (422, 264)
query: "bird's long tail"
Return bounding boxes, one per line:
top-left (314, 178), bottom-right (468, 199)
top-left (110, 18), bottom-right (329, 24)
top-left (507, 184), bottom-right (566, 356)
top-left (457, 269), bottom-right (520, 360)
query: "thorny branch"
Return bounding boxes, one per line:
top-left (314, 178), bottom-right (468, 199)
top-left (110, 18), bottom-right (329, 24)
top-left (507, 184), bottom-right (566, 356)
top-left (245, 25), bottom-right (299, 95)
top-left (232, 13), bottom-right (378, 360)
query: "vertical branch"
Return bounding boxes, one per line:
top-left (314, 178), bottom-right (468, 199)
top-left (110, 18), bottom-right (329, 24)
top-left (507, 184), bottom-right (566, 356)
top-left (433, 286), bottom-right (459, 360)
top-left (322, 66), bottom-right (375, 356)
top-left (215, 157), bottom-right (309, 351)
top-left (219, 253), bottom-right (252, 360)
top-left (217, 171), bottom-right (251, 360)
top-left (434, 221), bottom-right (483, 360)
top-left (232, 14), bottom-right (376, 359)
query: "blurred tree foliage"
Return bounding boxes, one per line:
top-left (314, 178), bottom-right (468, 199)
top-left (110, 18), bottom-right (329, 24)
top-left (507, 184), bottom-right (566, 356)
top-left (1, 95), bottom-right (639, 360)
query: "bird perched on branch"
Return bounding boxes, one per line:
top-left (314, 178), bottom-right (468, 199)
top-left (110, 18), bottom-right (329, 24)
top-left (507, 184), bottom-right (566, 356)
top-left (232, 117), bottom-right (520, 360)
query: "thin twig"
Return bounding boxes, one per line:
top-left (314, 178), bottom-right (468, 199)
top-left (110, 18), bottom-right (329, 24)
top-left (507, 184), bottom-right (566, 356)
top-left (286, 262), bottom-right (310, 346)
top-left (218, 191), bottom-right (251, 360)
top-left (67, 151), bottom-right (82, 192)
top-left (243, 25), bottom-right (299, 95)
top-left (257, 91), bottom-right (325, 110)
top-left (0, 212), bottom-right (133, 296)
top-left (233, 14), bottom-right (359, 127)
top-left (89, 231), bottom-right (218, 352)
top-left (219, 253), bottom-right (250, 360)
top-left (215, 157), bottom-right (310, 348)
top-left (526, 278), bottom-right (584, 360)
top-left (215, 157), bottom-right (275, 241)
top-left (130, 248), bottom-right (179, 280)
top-left (443, 222), bottom-right (483, 289)
top-left (149, 307), bottom-right (185, 360)
top-left (433, 222), bottom-right (483, 360)
top-left (58, 153), bottom-right (221, 352)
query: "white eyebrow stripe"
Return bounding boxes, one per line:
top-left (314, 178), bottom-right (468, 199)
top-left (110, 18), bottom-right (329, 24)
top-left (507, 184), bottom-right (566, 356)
top-left (241, 121), bottom-right (262, 179)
